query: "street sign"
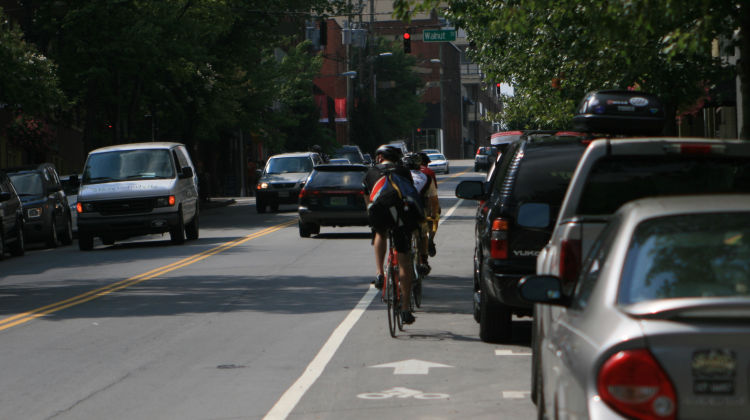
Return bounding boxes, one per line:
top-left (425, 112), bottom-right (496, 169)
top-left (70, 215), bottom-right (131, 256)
top-left (423, 29), bottom-right (456, 42)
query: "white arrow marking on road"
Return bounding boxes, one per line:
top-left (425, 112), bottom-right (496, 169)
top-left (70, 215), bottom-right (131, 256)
top-left (370, 359), bottom-right (453, 375)
top-left (503, 391), bottom-right (532, 399)
top-left (495, 349), bottom-right (531, 356)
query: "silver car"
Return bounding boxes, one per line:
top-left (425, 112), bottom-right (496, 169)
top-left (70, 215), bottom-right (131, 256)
top-left (521, 194), bottom-right (750, 420)
top-left (255, 152), bottom-right (322, 213)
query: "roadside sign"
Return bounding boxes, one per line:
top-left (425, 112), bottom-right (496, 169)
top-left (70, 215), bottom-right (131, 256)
top-left (423, 29), bottom-right (456, 42)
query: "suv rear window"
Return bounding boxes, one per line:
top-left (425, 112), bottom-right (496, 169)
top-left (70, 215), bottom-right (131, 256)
top-left (577, 156), bottom-right (750, 215)
top-left (266, 156), bottom-right (313, 174)
top-left (496, 142), bottom-right (585, 204)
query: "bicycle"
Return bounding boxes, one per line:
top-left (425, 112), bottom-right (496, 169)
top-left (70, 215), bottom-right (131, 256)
top-left (383, 230), bottom-right (403, 337)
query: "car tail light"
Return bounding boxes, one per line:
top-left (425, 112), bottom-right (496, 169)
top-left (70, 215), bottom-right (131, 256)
top-left (598, 349), bottom-right (677, 420)
top-left (299, 189), bottom-right (319, 199)
top-left (476, 147), bottom-right (481, 155)
top-left (560, 239), bottom-right (582, 283)
top-left (490, 218), bottom-right (508, 259)
top-left (665, 143), bottom-right (726, 155)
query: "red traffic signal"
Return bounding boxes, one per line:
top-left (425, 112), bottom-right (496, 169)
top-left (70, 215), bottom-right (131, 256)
top-left (403, 32), bottom-right (411, 53)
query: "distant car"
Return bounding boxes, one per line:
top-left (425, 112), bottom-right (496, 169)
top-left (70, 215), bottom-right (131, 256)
top-left (362, 153), bottom-right (373, 166)
top-left (420, 148), bottom-right (440, 155)
top-left (256, 152), bottom-right (322, 213)
top-left (427, 153), bottom-right (449, 174)
top-left (473, 146), bottom-right (495, 171)
top-left (521, 194), bottom-right (750, 420)
top-left (0, 170), bottom-right (25, 258)
top-left (328, 158), bottom-right (351, 164)
top-left (332, 145), bottom-right (365, 164)
top-left (60, 174), bottom-right (80, 234)
top-left (7, 163), bottom-right (73, 248)
top-left (297, 164), bottom-right (369, 237)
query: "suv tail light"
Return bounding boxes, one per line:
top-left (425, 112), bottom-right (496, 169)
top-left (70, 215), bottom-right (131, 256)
top-left (598, 349), bottom-right (677, 420)
top-left (560, 238), bottom-right (582, 283)
top-left (299, 189), bottom-right (319, 199)
top-left (490, 218), bottom-right (509, 259)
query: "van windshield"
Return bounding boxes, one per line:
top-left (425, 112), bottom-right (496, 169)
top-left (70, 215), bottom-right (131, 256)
top-left (82, 149), bottom-right (175, 184)
top-left (9, 172), bottom-right (44, 196)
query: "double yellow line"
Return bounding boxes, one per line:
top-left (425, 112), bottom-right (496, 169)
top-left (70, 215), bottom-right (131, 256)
top-left (0, 220), bottom-right (296, 332)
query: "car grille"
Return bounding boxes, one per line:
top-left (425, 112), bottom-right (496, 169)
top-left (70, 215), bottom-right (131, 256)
top-left (92, 198), bottom-right (156, 215)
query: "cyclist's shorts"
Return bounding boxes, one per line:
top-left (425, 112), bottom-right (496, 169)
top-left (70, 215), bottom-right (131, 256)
top-left (373, 226), bottom-right (413, 254)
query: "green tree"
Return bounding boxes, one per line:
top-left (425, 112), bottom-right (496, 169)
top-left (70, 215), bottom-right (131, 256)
top-left (350, 39), bottom-right (426, 153)
top-left (393, 0), bottom-right (741, 134)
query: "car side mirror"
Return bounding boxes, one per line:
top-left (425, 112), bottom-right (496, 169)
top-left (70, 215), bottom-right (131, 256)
top-left (455, 180), bottom-right (486, 200)
top-left (179, 166), bottom-right (194, 179)
top-left (0, 191), bottom-right (11, 202)
top-left (518, 275), bottom-right (570, 306)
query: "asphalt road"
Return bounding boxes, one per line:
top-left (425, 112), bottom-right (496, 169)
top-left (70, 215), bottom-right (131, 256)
top-left (0, 159), bottom-right (536, 420)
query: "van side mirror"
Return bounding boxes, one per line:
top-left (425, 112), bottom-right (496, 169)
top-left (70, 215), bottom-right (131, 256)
top-left (455, 180), bottom-right (486, 201)
top-left (0, 191), bottom-right (11, 202)
top-left (180, 166), bottom-right (194, 178)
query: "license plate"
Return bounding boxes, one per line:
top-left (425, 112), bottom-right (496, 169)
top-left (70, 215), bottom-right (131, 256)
top-left (278, 191), bottom-right (289, 198)
top-left (330, 196), bottom-right (347, 206)
top-left (692, 349), bottom-right (736, 395)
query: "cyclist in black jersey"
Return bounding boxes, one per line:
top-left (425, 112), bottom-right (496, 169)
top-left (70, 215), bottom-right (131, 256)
top-left (364, 144), bottom-right (417, 325)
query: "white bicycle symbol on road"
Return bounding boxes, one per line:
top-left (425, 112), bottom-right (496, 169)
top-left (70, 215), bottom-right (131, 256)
top-left (357, 387), bottom-right (450, 400)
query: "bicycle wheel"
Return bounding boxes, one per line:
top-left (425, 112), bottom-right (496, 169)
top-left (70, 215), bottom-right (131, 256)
top-left (386, 263), bottom-right (397, 337)
top-left (410, 231), bottom-right (423, 309)
top-left (394, 265), bottom-right (404, 331)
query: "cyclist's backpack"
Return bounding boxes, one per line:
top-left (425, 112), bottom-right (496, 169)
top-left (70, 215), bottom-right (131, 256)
top-left (368, 169), bottom-right (425, 230)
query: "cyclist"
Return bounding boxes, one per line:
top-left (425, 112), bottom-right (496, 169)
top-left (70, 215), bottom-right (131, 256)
top-left (364, 144), bottom-right (417, 325)
top-left (406, 153), bottom-right (440, 274)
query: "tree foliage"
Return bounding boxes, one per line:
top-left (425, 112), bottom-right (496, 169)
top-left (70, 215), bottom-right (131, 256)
top-left (393, 0), bottom-right (742, 132)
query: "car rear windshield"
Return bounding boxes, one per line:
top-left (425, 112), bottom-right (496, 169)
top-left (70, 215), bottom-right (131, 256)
top-left (83, 149), bottom-right (175, 183)
top-left (307, 169), bottom-right (366, 189)
top-left (498, 142), bottom-right (586, 204)
top-left (619, 212), bottom-right (750, 304)
top-left (266, 157), bottom-right (313, 174)
top-left (333, 149), bottom-right (363, 164)
top-left (577, 156), bottom-right (750, 215)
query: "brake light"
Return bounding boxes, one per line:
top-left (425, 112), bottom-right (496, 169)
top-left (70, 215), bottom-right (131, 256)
top-left (560, 239), bottom-right (582, 283)
top-left (476, 147), bottom-right (482, 155)
top-left (665, 143), bottom-right (726, 155)
top-left (490, 218), bottom-right (509, 259)
top-left (598, 349), bottom-right (677, 420)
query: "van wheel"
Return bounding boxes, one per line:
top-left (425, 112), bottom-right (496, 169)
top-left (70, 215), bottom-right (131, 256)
top-left (9, 219), bottom-right (24, 256)
top-left (185, 210), bottom-right (199, 240)
top-left (79, 231), bottom-right (94, 251)
top-left (46, 219), bottom-right (60, 248)
top-left (479, 290), bottom-right (512, 343)
top-left (170, 210), bottom-right (186, 244)
top-left (102, 236), bottom-right (115, 245)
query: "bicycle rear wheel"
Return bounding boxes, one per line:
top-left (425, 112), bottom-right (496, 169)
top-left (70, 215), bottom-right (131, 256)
top-left (410, 231), bottom-right (423, 309)
top-left (386, 263), bottom-right (397, 337)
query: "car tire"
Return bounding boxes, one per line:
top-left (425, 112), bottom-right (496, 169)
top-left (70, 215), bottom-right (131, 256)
top-left (299, 221), bottom-right (311, 238)
top-left (46, 219), bottom-right (60, 248)
top-left (0, 230), bottom-right (5, 261)
top-left (185, 210), bottom-right (199, 240)
top-left (445, 166), bottom-right (449, 174)
top-left (102, 236), bottom-right (115, 245)
top-left (479, 289), bottom-right (512, 343)
top-left (256, 198), bottom-right (266, 213)
top-left (78, 231), bottom-right (94, 251)
top-left (170, 209), bottom-right (186, 244)
top-left (311, 223), bottom-right (320, 235)
top-left (61, 217), bottom-right (74, 245)
top-left (9, 218), bottom-right (24, 256)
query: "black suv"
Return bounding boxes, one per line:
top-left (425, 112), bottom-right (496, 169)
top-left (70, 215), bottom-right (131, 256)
top-left (7, 163), bottom-right (73, 248)
top-left (455, 134), bottom-right (589, 342)
top-left (0, 170), bottom-right (25, 258)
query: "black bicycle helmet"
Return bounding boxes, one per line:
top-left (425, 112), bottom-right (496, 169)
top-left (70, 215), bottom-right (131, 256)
top-left (418, 152), bottom-right (431, 164)
top-left (402, 152), bottom-right (421, 170)
top-left (375, 144), bottom-right (403, 162)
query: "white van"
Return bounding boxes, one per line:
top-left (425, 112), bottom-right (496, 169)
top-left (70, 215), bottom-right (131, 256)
top-left (76, 142), bottom-right (199, 250)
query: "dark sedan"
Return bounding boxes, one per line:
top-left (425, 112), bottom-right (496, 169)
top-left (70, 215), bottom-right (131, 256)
top-left (297, 164), bottom-right (369, 237)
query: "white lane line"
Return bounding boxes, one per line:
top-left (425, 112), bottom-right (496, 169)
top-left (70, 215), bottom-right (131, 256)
top-left (262, 287), bottom-right (379, 420)
top-left (503, 391), bottom-right (531, 399)
top-left (495, 349), bottom-right (532, 356)
top-left (263, 198), bottom-right (465, 419)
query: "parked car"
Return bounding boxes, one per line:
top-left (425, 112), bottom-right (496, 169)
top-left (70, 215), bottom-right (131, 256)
top-left (255, 152), bottom-right (322, 213)
top-left (455, 135), bottom-right (589, 342)
top-left (297, 163), bottom-right (369, 237)
top-left (521, 194), bottom-right (750, 420)
top-left (76, 142), bottom-right (199, 250)
top-left (7, 163), bottom-right (73, 248)
top-left (60, 174), bottom-right (81, 234)
top-left (427, 153), bottom-right (449, 174)
top-left (0, 170), bottom-right (25, 258)
top-left (420, 148), bottom-right (440, 154)
top-left (473, 146), bottom-right (495, 171)
top-left (332, 145), bottom-right (365, 164)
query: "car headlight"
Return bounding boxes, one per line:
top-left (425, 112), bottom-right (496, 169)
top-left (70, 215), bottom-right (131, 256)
top-left (257, 182), bottom-right (269, 189)
top-left (27, 207), bottom-right (43, 218)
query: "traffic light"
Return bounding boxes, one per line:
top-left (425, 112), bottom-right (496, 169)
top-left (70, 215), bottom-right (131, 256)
top-left (403, 32), bottom-right (411, 53)
top-left (496, 83), bottom-right (502, 95)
